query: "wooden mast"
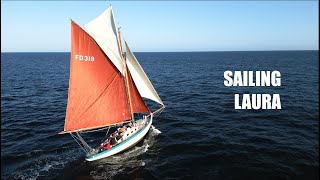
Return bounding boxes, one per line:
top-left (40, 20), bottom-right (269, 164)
top-left (118, 28), bottom-right (135, 125)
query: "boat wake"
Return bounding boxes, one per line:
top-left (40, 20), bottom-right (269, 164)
top-left (88, 125), bottom-right (161, 179)
top-left (7, 148), bottom-right (81, 180)
top-left (151, 125), bottom-right (162, 135)
top-left (6, 125), bottom-right (162, 180)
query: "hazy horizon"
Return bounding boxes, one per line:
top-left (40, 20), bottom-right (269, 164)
top-left (2, 1), bottom-right (318, 52)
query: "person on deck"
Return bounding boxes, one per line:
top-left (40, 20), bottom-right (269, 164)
top-left (118, 126), bottom-right (126, 136)
top-left (115, 132), bottom-right (122, 142)
top-left (103, 141), bottom-right (111, 150)
top-left (110, 132), bottom-right (118, 145)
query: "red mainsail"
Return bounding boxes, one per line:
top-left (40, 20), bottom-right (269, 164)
top-left (64, 21), bottom-right (132, 132)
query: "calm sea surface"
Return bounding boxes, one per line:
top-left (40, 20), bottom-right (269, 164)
top-left (1, 51), bottom-right (319, 180)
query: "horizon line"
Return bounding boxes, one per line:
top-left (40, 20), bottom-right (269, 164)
top-left (1, 49), bottom-right (318, 53)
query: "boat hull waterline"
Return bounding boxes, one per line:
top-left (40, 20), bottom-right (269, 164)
top-left (85, 116), bottom-right (153, 161)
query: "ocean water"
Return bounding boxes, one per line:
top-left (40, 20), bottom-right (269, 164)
top-left (1, 51), bottom-right (318, 180)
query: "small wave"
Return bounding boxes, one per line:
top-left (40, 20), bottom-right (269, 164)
top-left (141, 161), bottom-right (145, 166)
top-left (151, 125), bottom-right (162, 135)
top-left (111, 141), bottom-right (150, 162)
top-left (90, 166), bottom-right (126, 180)
top-left (144, 143), bottom-right (150, 153)
top-left (7, 149), bottom-right (81, 180)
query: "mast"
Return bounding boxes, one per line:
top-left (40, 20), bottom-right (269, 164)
top-left (118, 28), bottom-right (135, 125)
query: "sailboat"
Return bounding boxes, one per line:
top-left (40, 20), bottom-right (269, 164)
top-left (59, 5), bottom-right (165, 161)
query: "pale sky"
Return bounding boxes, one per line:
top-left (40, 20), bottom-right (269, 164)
top-left (1, 1), bottom-right (319, 52)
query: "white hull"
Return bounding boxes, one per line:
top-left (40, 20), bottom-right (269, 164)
top-left (85, 115), bottom-right (153, 161)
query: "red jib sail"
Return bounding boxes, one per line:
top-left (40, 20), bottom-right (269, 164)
top-left (64, 21), bottom-right (132, 132)
top-left (127, 67), bottom-right (150, 113)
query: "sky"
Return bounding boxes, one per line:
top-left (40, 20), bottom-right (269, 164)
top-left (1, 1), bottom-right (319, 52)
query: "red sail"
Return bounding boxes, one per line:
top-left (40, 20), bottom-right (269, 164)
top-left (64, 21), bottom-right (131, 132)
top-left (127, 67), bottom-right (150, 113)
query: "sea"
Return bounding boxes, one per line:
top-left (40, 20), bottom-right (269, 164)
top-left (1, 51), bottom-right (319, 180)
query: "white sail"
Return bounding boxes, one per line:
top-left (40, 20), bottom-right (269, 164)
top-left (125, 42), bottom-right (164, 105)
top-left (84, 6), bottom-right (124, 74)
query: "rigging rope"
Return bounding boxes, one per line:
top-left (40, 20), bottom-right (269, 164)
top-left (76, 131), bottom-right (92, 152)
top-left (100, 126), bottom-right (111, 143)
top-left (70, 133), bottom-right (89, 153)
top-left (80, 125), bottom-right (112, 133)
top-left (70, 132), bottom-right (92, 153)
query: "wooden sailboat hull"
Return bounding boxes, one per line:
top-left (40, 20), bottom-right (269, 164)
top-left (85, 115), bottom-right (153, 161)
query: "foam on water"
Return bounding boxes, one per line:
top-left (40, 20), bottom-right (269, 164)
top-left (151, 125), bottom-right (162, 135)
top-left (8, 149), bottom-right (81, 180)
top-left (141, 161), bottom-right (146, 166)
